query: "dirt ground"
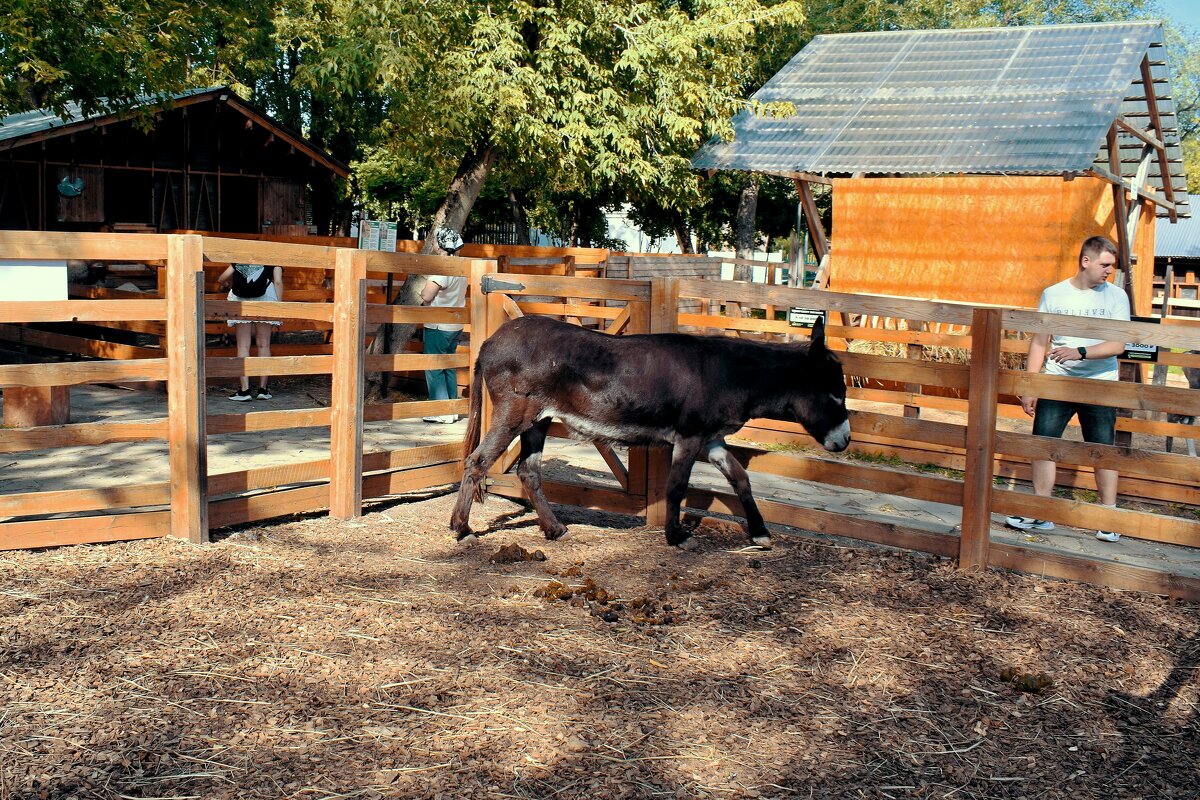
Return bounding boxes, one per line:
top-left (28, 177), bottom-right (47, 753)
top-left (2, 490), bottom-right (1198, 800)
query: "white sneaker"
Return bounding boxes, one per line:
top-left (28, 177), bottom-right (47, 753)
top-left (1095, 530), bottom-right (1121, 542)
top-left (422, 415), bottom-right (457, 424)
top-left (1005, 516), bottom-right (1054, 531)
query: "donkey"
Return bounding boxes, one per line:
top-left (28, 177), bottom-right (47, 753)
top-left (1166, 351), bottom-right (1200, 456)
top-left (450, 315), bottom-right (851, 549)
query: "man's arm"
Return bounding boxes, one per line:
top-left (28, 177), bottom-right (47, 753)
top-left (1046, 339), bottom-right (1125, 364)
top-left (420, 279), bottom-right (441, 305)
top-left (1020, 333), bottom-right (1050, 416)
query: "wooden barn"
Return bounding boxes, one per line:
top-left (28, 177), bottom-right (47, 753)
top-left (0, 87), bottom-right (349, 237)
top-left (692, 21), bottom-right (1191, 317)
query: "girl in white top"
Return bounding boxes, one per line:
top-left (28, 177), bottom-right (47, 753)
top-left (218, 263), bottom-right (284, 401)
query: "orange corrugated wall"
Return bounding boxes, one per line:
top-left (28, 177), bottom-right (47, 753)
top-left (831, 175), bottom-right (1155, 314)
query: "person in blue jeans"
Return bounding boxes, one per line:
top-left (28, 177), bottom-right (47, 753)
top-left (421, 228), bottom-right (468, 423)
top-left (1006, 236), bottom-right (1130, 542)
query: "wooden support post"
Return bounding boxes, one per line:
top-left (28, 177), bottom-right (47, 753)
top-left (165, 234), bottom-right (209, 543)
top-left (960, 307), bottom-right (1002, 570)
top-left (329, 248), bottom-right (367, 519)
top-left (903, 319), bottom-right (925, 419)
top-left (794, 179), bottom-right (829, 261)
top-left (639, 277), bottom-right (679, 528)
top-left (467, 258), bottom-right (490, 460)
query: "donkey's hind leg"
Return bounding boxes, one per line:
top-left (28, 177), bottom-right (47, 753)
top-left (451, 405), bottom-right (533, 541)
top-left (514, 417), bottom-right (567, 540)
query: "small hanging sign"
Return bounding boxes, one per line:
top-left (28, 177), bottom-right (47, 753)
top-left (788, 307), bottom-right (825, 328)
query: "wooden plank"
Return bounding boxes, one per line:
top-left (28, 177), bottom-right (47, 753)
top-left (0, 299), bottom-right (167, 324)
top-left (209, 458), bottom-right (330, 496)
top-left (166, 235), bottom-right (208, 543)
top-left (362, 462), bottom-right (462, 499)
top-left (206, 300), bottom-right (335, 323)
top-left (195, 237), bottom-right (340, 270)
top-left (0, 324), bottom-right (162, 360)
top-left (991, 491), bottom-right (1200, 548)
top-left (0, 511), bottom-right (169, 551)
top-left (207, 407), bottom-right (332, 434)
top-left (363, 353), bottom-right (470, 372)
top-left (205, 354), bottom-right (332, 379)
top-left (593, 443), bottom-right (630, 491)
top-left (960, 308), bottom-right (1001, 569)
top-left (0, 483), bottom-right (170, 517)
top-left (0, 419), bottom-right (168, 452)
top-left (362, 250), bottom-right (476, 277)
top-left (208, 483), bottom-right (331, 529)
top-left (1001, 307), bottom-right (1199, 350)
top-left (994, 430), bottom-right (1200, 482)
top-left (0, 358), bottom-right (168, 387)
top-left (362, 442), bottom-right (463, 473)
top-left (796, 179), bottom-right (829, 260)
top-left (329, 249), bottom-right (367, 519)
top-left (1001, 369), bottom-right (1200, 416)
top-left (686, 490), bottom-right (960, 558)
top-left (989, 541), bottom-right (1200, 602)
top-left (839, 351), bottom-right (972, 390)
top-left (0, 230), bottom-right (168, 261)
top-left (485, 272), bottom-right (651, 302)
top-left (513, 302), bottom-right (622, 320)
top-left (364, 305), bottom-right (469, 325)
top-left (676, 281), bottom-right (981, 326)
top-left (362, 399), bottom-right (468, 422)
top-left (725, 445), bottom-right (963, 507)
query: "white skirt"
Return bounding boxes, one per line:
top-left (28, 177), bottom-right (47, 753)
top-left (226, 282), bottom-right (282, 327)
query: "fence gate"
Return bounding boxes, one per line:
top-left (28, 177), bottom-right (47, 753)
top-left (471, 272), bottom-right (670, 522)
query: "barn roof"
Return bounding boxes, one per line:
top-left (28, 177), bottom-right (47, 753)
top-left (1156, 204), bottom-right (1200, 258)
top-left (0, 87), bottom-right (349, 177)
top-left (692, 21), bottom-right (1189, 217)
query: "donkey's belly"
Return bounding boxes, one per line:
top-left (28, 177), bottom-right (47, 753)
top-left (541, 409), bottom-right (676, 447)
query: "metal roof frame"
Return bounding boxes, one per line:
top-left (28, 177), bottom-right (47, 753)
top-left (692, 21), bottom-right (1189, 219)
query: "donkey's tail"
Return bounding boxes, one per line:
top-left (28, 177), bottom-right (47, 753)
top-left (462, 366), bottom-right (485, 461)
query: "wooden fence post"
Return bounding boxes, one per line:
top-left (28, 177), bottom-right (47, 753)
top-left (467, 258), bottom-right (490, 460)
top-left (639, 277), bottom-right (679, 528)
top-left (960, 306), bottom-right (1002, 569)
top-left (165, 234), bottom-right (209, 543)
top-left (330, 248), bottom-right (367, 519)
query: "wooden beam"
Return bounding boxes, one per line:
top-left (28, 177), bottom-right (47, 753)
top-left (1139, 54), bottom-right (1178, 221)
top-left (959, 308), bottom-right (1001, 570)
top-left (165, 234), bottom-right (208, 543)
top-left (1086, 166), bottom-right (1176, 213)
top-left (794, 179), bottom-right (829, 261)
top-left (329, 249), bottom-right (367, 518)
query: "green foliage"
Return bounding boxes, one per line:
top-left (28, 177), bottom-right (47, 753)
top-left (0, 0), bottom-right (274, 118)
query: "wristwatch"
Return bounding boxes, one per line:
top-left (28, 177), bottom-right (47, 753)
top-left (1077, 346), bottom-right (1087, 360)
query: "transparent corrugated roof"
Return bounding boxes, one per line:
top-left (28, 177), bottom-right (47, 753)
top-left (692, 21), bottom-right (1189, 217)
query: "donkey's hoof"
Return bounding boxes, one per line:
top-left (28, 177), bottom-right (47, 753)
top-left (454, 527), bottom-right (477, 544)
top-left (544, 524), bottom-right (568, 541)
top-left (750, 535), bottom-right (773, 550)
top-left (675, 536), bottom-right (700, 551)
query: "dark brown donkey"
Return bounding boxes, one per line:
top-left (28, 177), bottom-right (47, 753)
top-left (450, 315), bottom-right (851, 549)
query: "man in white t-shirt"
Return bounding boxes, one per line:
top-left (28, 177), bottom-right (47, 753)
top-left (1006, 236), bottom-right (1130, 542)
top-left (421, 228), bottom-right (469, 423)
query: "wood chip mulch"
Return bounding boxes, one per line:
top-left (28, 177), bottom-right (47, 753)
top-left (1, 492), bottom-right (1197, 799)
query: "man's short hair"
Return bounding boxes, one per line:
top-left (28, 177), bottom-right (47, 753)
top-left (1080, 235), bottom-right (1118, 265)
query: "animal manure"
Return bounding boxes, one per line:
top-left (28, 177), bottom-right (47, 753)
top-left (489, 543), bottom-right (546, 564)
top-left (999, 666), bottom-right (1054, 693)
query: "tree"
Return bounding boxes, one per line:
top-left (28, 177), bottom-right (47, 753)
top-left (0, 0), bottom-right (273, 118)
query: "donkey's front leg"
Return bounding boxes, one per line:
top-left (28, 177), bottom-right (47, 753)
top-left (706, 440), bottom-right (771, 548)
top-left (664, 438), bottom-right (704, 549)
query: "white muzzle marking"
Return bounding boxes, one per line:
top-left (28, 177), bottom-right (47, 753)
top-left (823, 419), bottom-right (851, 452)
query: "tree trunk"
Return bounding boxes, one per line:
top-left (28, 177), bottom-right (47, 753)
top-left (508, 188), bottom-right (531, 245)
top-left (733, 174), bottom-right (760, 281)
top-left (365, 141), bottom-right (496, 399)
top-left (673, 212), bottom-right (694, 254)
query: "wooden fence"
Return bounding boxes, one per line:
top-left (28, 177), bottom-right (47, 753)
top-left (3, 232), bottom-right (1200, 598)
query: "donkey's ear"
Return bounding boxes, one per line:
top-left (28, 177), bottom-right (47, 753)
top-left (809, 316), bottom-right (826, 351)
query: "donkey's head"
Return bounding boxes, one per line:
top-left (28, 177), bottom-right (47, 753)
top-left (791, 318), bottom-right (851, 452)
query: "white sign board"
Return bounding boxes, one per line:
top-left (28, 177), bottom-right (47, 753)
top-left (0, 259), bottom-right (68, 301)
top-left (788, 307), bottom-right (825, 328)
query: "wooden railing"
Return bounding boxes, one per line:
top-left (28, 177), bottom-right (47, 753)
top-left (3, 233), bottom-right (1199, 598)
top-left (0, 232), bottom-right (488, 549)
